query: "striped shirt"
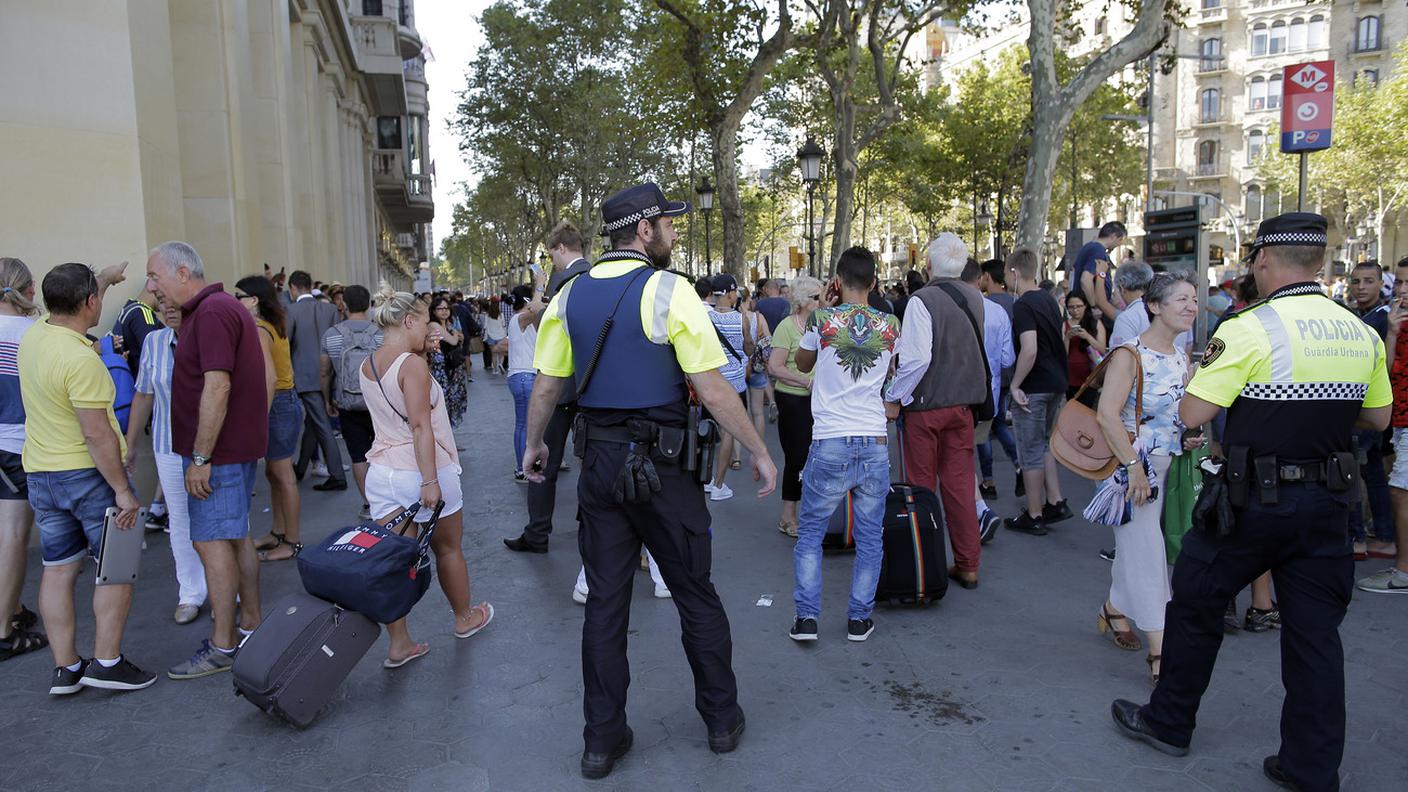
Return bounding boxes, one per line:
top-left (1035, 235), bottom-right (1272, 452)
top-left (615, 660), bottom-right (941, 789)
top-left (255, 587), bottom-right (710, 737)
top-left (134, 327), bottom-right (177, 455)
top-left (708, 307), bottom-right (747, 392)
top-left (0, 315), bottom-right (35, 454)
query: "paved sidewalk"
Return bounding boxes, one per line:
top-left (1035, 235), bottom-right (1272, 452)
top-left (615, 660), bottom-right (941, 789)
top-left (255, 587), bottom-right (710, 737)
top-left (1, 374), bottom-right (1404, 791)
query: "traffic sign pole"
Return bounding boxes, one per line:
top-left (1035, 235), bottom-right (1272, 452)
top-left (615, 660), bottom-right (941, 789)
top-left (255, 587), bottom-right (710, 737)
top-left (1298, 152), bottom-right (1308, 211)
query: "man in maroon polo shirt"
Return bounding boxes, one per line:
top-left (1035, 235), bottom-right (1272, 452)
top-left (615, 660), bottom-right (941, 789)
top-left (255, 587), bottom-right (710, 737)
top-left (144, 241), bottom-right (273, 681)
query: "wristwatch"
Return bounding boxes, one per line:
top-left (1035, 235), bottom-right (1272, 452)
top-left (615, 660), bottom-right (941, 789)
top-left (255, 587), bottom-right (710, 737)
top-left (1120, 457), bottom-right (1138, 469)
top-left (192, 454), bottom-right (211, 467)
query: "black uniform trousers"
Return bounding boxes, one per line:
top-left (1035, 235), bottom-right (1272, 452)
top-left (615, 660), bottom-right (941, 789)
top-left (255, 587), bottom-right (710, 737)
top-left (1142, 482), bottom-right (1355, 792)
top-left (576, 438), bottom-right (739, 752)
top-left (520, 401), bottom-right (576, 548)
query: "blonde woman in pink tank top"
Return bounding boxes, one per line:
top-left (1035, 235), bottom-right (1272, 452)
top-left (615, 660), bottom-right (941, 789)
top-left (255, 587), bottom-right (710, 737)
top-left (359, 289), bottom-right (492, 669)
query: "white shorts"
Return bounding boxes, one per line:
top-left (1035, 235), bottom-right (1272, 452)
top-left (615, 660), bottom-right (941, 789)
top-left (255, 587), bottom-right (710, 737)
top-left (1390, 428), bottom-right (1408, 490)
top-left (365, 463), bottom-right (464, 523)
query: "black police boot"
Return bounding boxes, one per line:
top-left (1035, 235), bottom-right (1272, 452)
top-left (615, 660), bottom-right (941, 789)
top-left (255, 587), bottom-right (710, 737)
top-left (1110, 699), bottom-right (1189, 757)
top-left (1262, 755), bottom-right (1301, 790)
top-left (708, 706), bottom-right (746, 754)
top-left (580, 727), bottom-right (632, 780)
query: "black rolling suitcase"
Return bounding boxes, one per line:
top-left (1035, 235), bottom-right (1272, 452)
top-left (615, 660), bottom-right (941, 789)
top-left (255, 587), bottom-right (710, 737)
top-left (876, 417), bottom-right (948, 605)
top-left (875, 482), bottom-right (948, 605)
top-left (232, 592), bottom-right (380, 727)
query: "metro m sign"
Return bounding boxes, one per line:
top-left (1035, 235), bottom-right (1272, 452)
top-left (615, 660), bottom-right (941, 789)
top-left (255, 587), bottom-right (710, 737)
top-left (1281, 60), bottom-right (1335, 153)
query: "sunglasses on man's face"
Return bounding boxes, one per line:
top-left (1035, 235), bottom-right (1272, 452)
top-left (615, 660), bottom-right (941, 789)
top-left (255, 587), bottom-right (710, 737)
top-left (234, 292), bottom-right (253, 300)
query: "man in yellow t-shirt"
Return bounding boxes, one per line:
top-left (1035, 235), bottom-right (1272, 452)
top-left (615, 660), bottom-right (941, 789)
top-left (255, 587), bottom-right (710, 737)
top-left (19, 262), bottom-right (155, 695)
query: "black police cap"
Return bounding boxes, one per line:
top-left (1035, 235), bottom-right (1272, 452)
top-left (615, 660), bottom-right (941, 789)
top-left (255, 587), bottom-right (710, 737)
top-left (600, 182), bottom-right (691, 236)
top-left (1243, 212), bottom-right (1329, 262)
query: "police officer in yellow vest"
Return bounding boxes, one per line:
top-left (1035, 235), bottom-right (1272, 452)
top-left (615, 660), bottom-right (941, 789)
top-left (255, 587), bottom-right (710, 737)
top-left (1112, 213), bottom-right (1392, 791)
top-left (523, 183), bottom-right (778, 780)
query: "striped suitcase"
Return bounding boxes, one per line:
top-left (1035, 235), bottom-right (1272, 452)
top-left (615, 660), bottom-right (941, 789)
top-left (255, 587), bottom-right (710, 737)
top-left (874, 482), bottom-right (948, 605)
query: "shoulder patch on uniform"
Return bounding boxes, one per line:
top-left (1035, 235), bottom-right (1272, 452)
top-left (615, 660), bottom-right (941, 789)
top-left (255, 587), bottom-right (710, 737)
top-left (1201, 337), bottom-right (1226, 368)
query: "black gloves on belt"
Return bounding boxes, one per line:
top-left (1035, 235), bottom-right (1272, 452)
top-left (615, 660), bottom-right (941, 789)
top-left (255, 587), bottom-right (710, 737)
top-left (614, 449), bottom-right (662, 504)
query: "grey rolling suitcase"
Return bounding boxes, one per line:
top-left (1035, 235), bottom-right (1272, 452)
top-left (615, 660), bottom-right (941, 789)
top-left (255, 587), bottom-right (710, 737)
top-left (232, 592), bottom-right (380, 727)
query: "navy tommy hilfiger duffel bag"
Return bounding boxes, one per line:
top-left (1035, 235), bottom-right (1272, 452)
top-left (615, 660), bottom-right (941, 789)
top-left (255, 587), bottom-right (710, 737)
top-left (297, 501), bottom-right (443, 624)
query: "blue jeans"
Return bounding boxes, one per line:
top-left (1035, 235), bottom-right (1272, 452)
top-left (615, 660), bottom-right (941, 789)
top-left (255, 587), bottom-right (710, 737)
top-left (794, 437), bottom-right (890, 620)
top-left (977, 391), bottom-right (1019, 479)
top-left (182, 459), bottom-right (257, 542)
top-left (508, 371), bottom-right (536, 474)
top-left (28, 468), bottom-right (115, 566)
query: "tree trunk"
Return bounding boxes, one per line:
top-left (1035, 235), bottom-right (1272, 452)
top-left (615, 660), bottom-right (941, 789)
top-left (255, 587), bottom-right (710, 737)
top-left (712, 124), bottom-right (744, 278)
top-left (830, 113), bottom-right (859, 271)
top-left (1017, 0), bottom-right (1170, 249)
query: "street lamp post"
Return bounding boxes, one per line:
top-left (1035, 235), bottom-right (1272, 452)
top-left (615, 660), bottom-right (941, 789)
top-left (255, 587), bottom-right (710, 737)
top-left (798, 136), bottom-right (824, 277)
top-left (696, 177), bottom-right (715, 275)
top-left (976, 201), bottom-right (994, 258)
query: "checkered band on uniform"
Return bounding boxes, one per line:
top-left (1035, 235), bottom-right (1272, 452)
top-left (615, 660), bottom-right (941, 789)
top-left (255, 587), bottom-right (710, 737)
top-left (603, 205), bottom-right (663, 233)
top-left (1252, 231), bottom-right (1328, 248)
top-left (1240, 381), bottom-right (1369, 401)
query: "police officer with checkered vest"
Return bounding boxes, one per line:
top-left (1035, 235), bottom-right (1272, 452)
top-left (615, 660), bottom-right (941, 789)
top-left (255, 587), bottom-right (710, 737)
top-left (1112, 213), bottom-right (1392, 791)
top-left (522, 183), bottom-right (777, 780)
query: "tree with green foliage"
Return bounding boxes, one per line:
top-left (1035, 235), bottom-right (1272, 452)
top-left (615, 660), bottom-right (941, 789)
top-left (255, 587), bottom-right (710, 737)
top-left (455, 0), bottom-right (664, 241)
top-left (1016, 0), bottom-right (1175, 248)
top-left (641, 0), bottom-right (801, 278)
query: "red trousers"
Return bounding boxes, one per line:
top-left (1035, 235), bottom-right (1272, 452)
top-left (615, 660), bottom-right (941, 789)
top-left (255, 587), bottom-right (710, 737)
top-left (902, 406), bottom-right (981, 573)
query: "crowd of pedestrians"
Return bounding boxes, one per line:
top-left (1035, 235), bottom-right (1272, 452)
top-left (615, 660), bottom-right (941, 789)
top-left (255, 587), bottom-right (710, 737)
top-left (0, 245), bottom-right (493, 685)
top-left (0, 210), bottom-right (1403, 790)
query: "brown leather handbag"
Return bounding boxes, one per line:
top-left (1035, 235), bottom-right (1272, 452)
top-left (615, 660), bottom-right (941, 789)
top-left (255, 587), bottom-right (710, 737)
top-left (1051, 344), bottom-right (1143, 480)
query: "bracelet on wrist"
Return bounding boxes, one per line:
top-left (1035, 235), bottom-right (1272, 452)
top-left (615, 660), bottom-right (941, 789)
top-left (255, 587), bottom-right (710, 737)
top-left (420, 478), bottom-right (438, 488)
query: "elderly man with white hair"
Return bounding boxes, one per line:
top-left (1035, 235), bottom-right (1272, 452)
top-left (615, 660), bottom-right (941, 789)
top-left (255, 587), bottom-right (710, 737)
top-left (884, 233), bottom-right (991, 589)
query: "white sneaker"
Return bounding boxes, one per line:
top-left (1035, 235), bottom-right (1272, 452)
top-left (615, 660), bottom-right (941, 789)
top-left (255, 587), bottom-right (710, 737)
top-left (309, 461), bottom-right (331, 479)
top-left (654, 584), bottom-right (672, 599)
top-left (704, 483), bottom-right (716, 494)
top-left (572, 584), bottom-right (588, 605)
top-left (1356, 566), bottom-right (1408, 594)
top-left (709, 484), bottom-right (734, 502)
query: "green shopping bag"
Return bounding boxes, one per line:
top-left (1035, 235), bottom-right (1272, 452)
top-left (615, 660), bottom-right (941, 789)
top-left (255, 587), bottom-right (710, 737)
top-left (1163, 444), bottom-right (1210, 565)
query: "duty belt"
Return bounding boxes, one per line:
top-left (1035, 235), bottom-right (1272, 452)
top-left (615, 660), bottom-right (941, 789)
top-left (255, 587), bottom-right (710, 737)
top-left (1276, 462), bottom-right (1326, 483)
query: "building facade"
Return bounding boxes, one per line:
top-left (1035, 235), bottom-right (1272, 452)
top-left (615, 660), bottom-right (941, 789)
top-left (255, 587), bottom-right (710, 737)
top-left (0, 0), bottom-right (433, 321)
top-left (1161, 0), bottom-right (1406, 266)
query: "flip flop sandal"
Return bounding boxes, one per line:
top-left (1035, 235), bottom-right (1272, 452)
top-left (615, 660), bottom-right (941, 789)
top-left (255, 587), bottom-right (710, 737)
top-left (730, 460), bottom-right (742, 470)
top-left (777, 521), bottom-right (798, 538)
top-left (0, 626), bottom-right (49, 662)
top-left (257, 542), bottom-right (303, 563)
top-left (455, 603), bottom-right (495, 639)
top-left (11, 604), bottom-right (38, 632)
top-left (254, 532), bottom-right (286, 552)
top-left (382, 644), bottom-right (430, 669)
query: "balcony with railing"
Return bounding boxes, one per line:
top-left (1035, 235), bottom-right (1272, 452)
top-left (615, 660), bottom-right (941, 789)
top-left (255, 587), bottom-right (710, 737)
top-left (1192, 159), bottom-right (1228, 179)
top-left (359, 0), bottom-right (422, 59)
top-left (351, 14), bottom-right (406, 115)
top-left (1196, 1), bottom-right (1227, 25)
top-left (404, 56), bottom-right (427, 114)
top-left (372, 149), bottom-right (434, 224)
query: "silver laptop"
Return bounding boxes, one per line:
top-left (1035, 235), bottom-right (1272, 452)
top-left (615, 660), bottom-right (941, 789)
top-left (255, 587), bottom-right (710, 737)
top-left (96, 506), bottom-right (147, 586)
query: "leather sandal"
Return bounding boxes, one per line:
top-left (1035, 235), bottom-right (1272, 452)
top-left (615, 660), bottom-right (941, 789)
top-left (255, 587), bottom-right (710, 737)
top-left (1098, 604), bottom-right (1142, 652)
top-left (257, 540), bottom-right (303, 562)
top-left (253, 532), bottom-right (286, 552)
